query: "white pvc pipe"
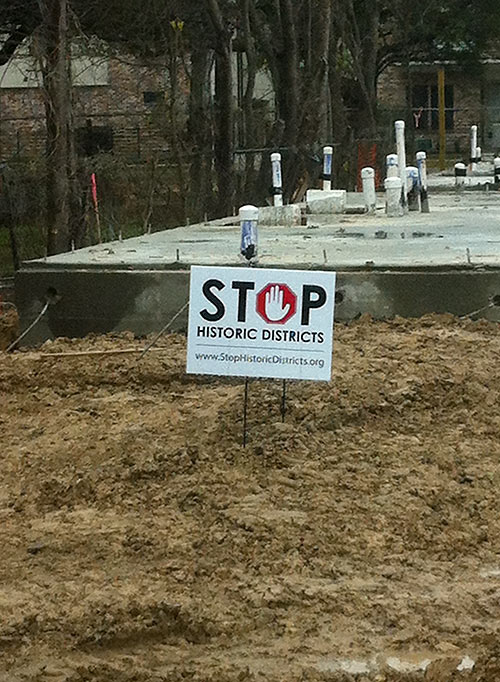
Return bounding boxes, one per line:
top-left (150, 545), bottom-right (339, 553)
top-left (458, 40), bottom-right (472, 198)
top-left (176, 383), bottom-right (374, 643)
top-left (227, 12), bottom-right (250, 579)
top-left (322, 146), bottom-right (333, 191)
top-left (416, 152), bottom-right (427, 189)
top-left (476, 146), bottom-right (482, 164)
top-left (406, 166), bottom-right (421, 212)
top-left (455, 162), bottom-right (467, 187)
top-left (386, 153), bottom-right (399, 178)
top-left (385, 176), bottom-right (402, 217)
top-left (361, 167), bottom-right (376, 214)
top-left (271, 152), bottom-right (283, 207)
top-left (470, 125), bottom-right (478, 173)
top-left (494, 156), bottom-right (500, 184)
top-left (416, 151), bottom-right (430, 213)
top-left (239, 204), bottom-right (259, 261)
top-left (395, 120), bottom-right (408, 211)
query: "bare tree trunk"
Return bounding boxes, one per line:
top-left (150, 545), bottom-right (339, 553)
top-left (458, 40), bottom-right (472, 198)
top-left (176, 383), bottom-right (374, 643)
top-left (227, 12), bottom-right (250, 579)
top-left (344, 0), bottom-right (379, 137)
top-left (361, 1), bottom-right (379, 133)
top-left (205, 0), bottom-right (234, 217)
top-left (166, 43), bottom-right (188, 223)
top-left (241, 0), bottom-right (258, 195)
top-left (1, 168), bottom-right (20, 271)
top-left (213, 45), bottom-right (234, 216)
top-left (187, 44), bottom-right (214, 222)
top-left (39, 0), bottom-right (80, 255)
top-left (276, 0), bottom-right (299, 147)
top-left (329, 36), bottom-right (348, 142)
top-left (299, 0), bottom-right (332, 142)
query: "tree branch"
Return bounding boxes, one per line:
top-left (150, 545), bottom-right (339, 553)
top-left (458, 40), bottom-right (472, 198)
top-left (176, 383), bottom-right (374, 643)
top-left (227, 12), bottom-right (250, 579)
top-left (0, 27), bottom-right (29, 66)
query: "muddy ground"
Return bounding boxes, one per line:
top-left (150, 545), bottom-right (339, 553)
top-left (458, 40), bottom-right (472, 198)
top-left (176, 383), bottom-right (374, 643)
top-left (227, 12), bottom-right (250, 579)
top-left (0, 308), bottom-right (19, 351)
top-left (2, 316), bottom-right (500, 681)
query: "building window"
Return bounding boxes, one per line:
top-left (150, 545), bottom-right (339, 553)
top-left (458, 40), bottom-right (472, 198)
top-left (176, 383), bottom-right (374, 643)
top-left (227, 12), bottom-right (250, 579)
top-left (143, 91), bottom-right (165, 107)
top-left (412, 84), bottom-right (454, 130)
top-left (76, 120), bottom-right (114, 156)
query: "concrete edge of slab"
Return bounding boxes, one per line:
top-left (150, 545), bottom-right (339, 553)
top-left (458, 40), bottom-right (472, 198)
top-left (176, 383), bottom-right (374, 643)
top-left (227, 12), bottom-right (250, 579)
top-left (17, 261), bottom-right (500, 273)
top-left (14, 266), bottom-right (500, 346)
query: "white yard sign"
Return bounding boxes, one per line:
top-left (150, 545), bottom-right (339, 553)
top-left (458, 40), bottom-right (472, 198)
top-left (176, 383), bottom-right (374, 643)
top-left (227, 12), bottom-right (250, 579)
top-left (186, 266), bottom-right (336, 381)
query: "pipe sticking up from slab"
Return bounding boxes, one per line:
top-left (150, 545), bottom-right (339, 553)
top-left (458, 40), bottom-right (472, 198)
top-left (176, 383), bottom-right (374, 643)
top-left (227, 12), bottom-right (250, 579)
top-left (406, 166), bottom-right (421, 212)
top-left (361, 167), bottom-right (376, 214)
top-left (470, 125), bottom-right (478, 174)
top-left (240, 205), bottom-right (259, 262)
top-left (416, 151), bottom-right (430, 213)
top-left (455, 162), bottom-right (467, 188)
top-left (271, 152), bottom-right (283, 207)
top-left (385, 176), bottom-right (402, 217)
top-left (386, 154), bottom-right (399, 179)
top-left (494, 156), bottom-right (500, 185)
top-left (322, 146), bottom-right (333, 191)
top-left (395, 121), bottom-right (408, 212)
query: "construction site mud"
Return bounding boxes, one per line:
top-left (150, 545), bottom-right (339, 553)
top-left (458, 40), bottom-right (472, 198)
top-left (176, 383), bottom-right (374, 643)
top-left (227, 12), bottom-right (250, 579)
top-left (2, 315), bottom-right (500, 681)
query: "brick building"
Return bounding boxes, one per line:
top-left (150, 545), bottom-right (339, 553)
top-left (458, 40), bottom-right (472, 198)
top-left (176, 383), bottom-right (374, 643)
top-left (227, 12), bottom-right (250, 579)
top-left (378, 60), bottom-right (500, 155)
top-left (0, 46), bottom-right (190, 162)
top-left (0, 41), bottom-right (275, 163)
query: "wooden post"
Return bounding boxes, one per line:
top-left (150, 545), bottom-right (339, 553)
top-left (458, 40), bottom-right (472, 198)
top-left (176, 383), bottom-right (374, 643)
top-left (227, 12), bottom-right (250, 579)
top-left (438, 67), bottom-right (446, 171)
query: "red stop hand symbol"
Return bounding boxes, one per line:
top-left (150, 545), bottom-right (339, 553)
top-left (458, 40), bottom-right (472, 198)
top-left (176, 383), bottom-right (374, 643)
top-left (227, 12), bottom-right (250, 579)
top-left (256, 283), bottom-right (297, 325)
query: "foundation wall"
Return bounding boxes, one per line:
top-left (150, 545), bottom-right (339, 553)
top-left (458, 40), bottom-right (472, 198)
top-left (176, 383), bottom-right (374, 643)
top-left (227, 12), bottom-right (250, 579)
top-left (15, 266), bottom-right (500, 346)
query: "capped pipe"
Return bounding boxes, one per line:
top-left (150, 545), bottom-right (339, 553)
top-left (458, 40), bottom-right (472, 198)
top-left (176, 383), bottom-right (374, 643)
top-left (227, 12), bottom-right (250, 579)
top-left (385, 176), bottom-right (402, 217)
top-left (476, 146), bottom-right (482, 164)
top-left (271, 152), bottom-right (283, 207)
top-left (406, 166), bottom-right (421, 212)
top-left (455, 162), bottom-right (467, 188)
top-left (322, 146), bottom-right (333, 191)
top-left (494, 156), bottom-right (500, 184)
top-left (416, 151), bottom-right (430, 213)
top-left (361, 167), bottom-right (376, 214)
top-left (239, 205), bottom-right (259, 261)
top-left (386, 153), bottom-right (399, 178)
top-left (395, 120), bottom-right (408, 212)
top-left (470, 125), bottom-right (478, 173)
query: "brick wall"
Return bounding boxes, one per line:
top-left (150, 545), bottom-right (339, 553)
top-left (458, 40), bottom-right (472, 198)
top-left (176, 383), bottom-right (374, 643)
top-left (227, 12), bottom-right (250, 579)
top-left (0, 55), bottom-right (183, 161)
top-left (378, 65), bottom-right (485, 155)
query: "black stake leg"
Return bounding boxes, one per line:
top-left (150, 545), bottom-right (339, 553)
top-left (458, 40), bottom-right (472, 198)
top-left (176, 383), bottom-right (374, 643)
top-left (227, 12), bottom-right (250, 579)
top-left (281, 379), bottom-right (287, 423)
top-left (243, 378), bottom-right (250, 447)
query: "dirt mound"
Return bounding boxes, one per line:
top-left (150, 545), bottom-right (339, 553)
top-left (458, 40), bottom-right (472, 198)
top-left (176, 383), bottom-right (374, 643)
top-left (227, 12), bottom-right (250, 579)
top-left (1, 316), bottom-right (500, 680)
top-left (0, 306), bottom-right (18, 350)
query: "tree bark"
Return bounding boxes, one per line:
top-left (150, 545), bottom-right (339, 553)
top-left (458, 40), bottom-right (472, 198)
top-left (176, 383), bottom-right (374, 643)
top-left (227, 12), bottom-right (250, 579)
top-left (240, 0), bottom-right (258, 195)
top-left (276, 0), bottom-right (299, 147)
top-left (39, 0), bottom-right (80, 254)
top-left (2, 169), bottom-right (20, 271)
top-left (205, 0), bottom-right (234, 217)
top-left (344, 0), bottom-right (379, 137)
top-left (187, 44), bottom-right (214, 222)
top-left (299, 0), bottom-right (332, 143)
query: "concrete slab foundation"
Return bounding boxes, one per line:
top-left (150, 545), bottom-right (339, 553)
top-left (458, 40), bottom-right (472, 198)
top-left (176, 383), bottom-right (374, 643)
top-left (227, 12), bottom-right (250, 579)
top-left (15, 188), bottom-right (500, 345)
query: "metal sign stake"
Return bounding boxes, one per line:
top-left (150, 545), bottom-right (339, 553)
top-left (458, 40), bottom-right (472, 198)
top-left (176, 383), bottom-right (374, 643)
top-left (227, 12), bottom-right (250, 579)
top-left (243, 378), bottom-right (250, 448)
top-left (281, 380), bottom-right (287, 423)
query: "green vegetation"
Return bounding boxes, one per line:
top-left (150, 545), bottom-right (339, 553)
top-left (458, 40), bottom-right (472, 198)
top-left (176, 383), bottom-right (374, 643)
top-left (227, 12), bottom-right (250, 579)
top-left (0, 226), bottom-right (45, 277)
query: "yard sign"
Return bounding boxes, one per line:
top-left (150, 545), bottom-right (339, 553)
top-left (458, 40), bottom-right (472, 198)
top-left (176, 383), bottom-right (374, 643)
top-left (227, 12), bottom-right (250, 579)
top-left (186, 266), bottom-right (336, 382)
